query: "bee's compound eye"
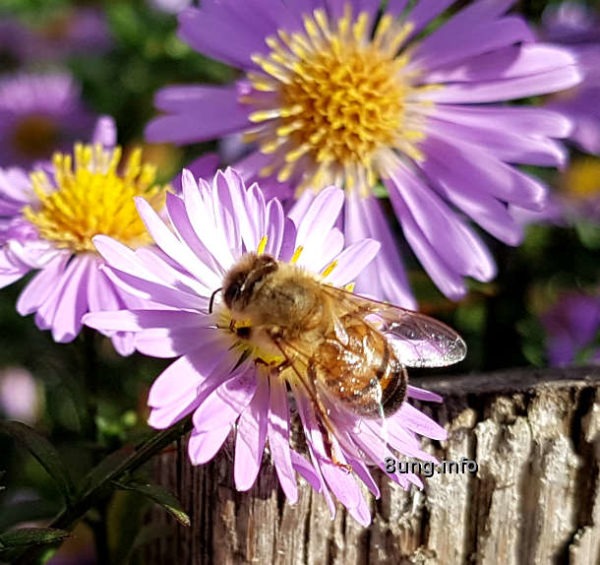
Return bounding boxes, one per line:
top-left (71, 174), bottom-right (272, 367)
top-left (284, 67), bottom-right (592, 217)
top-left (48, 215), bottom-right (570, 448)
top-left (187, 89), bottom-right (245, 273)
top-left (223, 275), bottom-right (244, 309)
top-left (236, 326), bottom-right (251, 339)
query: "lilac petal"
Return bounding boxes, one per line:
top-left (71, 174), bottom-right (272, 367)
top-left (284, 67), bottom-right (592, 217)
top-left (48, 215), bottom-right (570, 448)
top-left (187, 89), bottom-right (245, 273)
top-left (171, 154), bottom-right (219, 193)
top-left (149, 395), bottom-right (202, 430)
top-left (432, 105), bottom-right (572, 138)
top-left (148, 351), bottom-right (242, 429)
top-left (404, 0), bottom-right (456, 40)
top-left (390, 403), bottom-right (448, 441)
top-left (267, 379), bottom-right (298, 503)
top-left (298, 228), bottom-right (345, 273)
top-left (264, 198), bottom-right (286, 257)
top-left (407, 385), bottom-right (443, 403)
top-left (49, 255), bottom-right (92, 342)
top-left (320, 459), bottom-right (371, 526)
top-left (290, 451), bottom-right (321, 492)
top-left (387, 163), bottom-right (496, 280)
top-left (135, 198), bottom-right (222, 289)
top-left (365, 420), bottom-right (436, 463)
top-left (276, 218), bottom-right (298, 264)
top-left (293, 186), bottom-right (345, 257)
top-left (111, 333), bottom-right (135, 357)
top-left (211, 169), bottom-right (259, 256)
top-left (296, 395), bottom-right (371, 524)
top-left (384, 0), bottom-right (409, 17)
top-left (180, 174), bottom-right (237, 269)
top-left (84, 309), bottom-right (202, 332)
top-left (383, 180), bottom-right (469, 299)
top-left (413, 16), bottom-right (533, 72)
top-left (135, 327), bottom-right (212, 358)
top-left (423, 60), bottom-right (581, 104)
top-left (422, 157), bottom-right (524, 246)
top-left (135, 245), bottom-right (211, 296)
top-left (192, 369), bottom-right (257, 432)
top-left (93, 236), bottom-right (173, 285)
top-left (165, 191), bottom-right (208, 257)
top-left (0, 268), bottom-right (25, 288)
top-left (347, 457), bottom-right (379, 498)
top-left (101, 266), bottom-right (207, 311)
top-left (178, 7), bottom-right (266, 69)
top-left (212, 170), bottom-right (243, 254)
top-left (345, 194), bottom-right (416, 309)
top-left (86, 259), bottom-right (112, 314)
top-left (188, 425), bottom-right (231, 465)
top-left (147, 338), bottom-right (229, 408)
top-left (322, 239), bottom-right (380, 287)
top-left (234, 376), bottom-right (269, 491)
top-left (409, 0), bottom-right (519, 56)
top-left (293, 393), bottom-right (336, 515)
top-left (423, 44), bottom-right (577, 85)
top-left (422, 134), bottom-right (548, 210)
top-left (426, 114), bottom-right (568, 168)
top-left (92, 116), bottom-right (117, 148)
top-left (146, 84), bottom-right (250, 144)
top-left (16, 254), bottom-right (68, 315)
top-left (0, 167), bottom-right (32, 203)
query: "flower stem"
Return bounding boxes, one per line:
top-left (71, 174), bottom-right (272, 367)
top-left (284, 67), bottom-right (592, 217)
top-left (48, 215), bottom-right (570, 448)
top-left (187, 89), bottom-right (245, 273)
top-left (12, 416), bottom-right (192, 564)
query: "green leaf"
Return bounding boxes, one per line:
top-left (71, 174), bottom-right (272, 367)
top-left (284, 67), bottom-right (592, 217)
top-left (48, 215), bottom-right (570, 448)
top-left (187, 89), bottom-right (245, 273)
top-left (114, 480), bottom-right (190, 527)
top-left (0, 499), bottom-right (58, 532)
top-left (79, 444), bottom-right (134, 496)
top-left (0, 421), bottom-right (75, 504)
top-left (575, 219), bottom-right (600, 250)
top-left (0, 527), bottom-right (69, 550)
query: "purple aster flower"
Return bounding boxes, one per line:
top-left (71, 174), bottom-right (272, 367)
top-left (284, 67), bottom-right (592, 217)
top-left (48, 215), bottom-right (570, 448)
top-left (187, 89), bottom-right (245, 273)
top-left (83, 168), bottom-right (460, 525)
top-left (19, 7), bottom-right (112, 62)
top-left (146, 0), bottom-right (581, 307)
top-left (149, 0), bottom-right (195, 14)
top-left (0, 72), bottom-right (95, 168)
top-left (541, 291), bottom-right (600, 366)
top-left (0, 367), bottom-right (40, 424)
top-left (541, 2), bottom-right (600, 155)
top-left (511, 154), bottom-right (600, 226)
top-left (0, 117), bottom-right (170, 354)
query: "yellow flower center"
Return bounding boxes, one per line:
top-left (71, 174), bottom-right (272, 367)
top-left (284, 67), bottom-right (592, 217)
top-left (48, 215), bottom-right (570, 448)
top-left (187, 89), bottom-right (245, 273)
top-left (242, 5), bottom-right (429, 195)
top-left (562, 156), bottom-right (600, 199)
top-left (12, 115), bottom-right (59, 160)
top-left (23, 143), bottom-right (168, 253)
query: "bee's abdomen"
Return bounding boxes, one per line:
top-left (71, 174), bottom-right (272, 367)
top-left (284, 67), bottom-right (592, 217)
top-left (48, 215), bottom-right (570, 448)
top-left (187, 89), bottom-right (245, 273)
top-left (309, 323), bottom-right (407, 418)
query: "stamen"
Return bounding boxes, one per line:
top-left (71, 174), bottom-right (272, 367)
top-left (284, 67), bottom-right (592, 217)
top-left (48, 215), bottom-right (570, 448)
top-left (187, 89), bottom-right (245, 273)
top-left (242, 6), bottom-right (432, 193)
top-left (321, 260), bottom-right (338, 279)
top-left (23, 143), bottom-right (168, 253)
top-left (257, 235), bottom-right (268, 255)
top-left (290, 246), bottom-right (304, 264)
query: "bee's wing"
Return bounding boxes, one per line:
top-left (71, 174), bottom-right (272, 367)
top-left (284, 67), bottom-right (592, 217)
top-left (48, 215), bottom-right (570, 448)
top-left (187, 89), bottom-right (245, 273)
top-left (321, 285), bottom-right (467, 368)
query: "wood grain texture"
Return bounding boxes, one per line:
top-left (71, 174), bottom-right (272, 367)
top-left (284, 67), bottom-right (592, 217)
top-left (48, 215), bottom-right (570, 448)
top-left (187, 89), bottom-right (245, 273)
top-left (146, 366), bottom-right (600, 564)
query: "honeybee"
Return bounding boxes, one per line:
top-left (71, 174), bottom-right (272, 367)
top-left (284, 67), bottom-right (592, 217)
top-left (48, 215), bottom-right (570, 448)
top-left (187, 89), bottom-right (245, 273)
top-left (217, 253), bottom-right (466, 426)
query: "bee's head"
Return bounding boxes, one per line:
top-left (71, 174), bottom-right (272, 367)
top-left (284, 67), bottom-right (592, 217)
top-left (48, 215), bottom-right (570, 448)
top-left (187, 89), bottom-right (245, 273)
top-left (222, 253), bottom-right (278, 311)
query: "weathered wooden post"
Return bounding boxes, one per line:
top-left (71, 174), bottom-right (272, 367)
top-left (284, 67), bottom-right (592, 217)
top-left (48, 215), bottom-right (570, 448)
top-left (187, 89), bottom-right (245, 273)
top-left (147, 366), bottom-right (600, 564)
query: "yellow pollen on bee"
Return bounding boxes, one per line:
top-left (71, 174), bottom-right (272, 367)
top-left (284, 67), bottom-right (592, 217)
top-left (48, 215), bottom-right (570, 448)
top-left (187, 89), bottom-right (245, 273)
top-left (23, 143), bottom-right (168, 253)
top-left (243, 5), bottom-right (430, 194)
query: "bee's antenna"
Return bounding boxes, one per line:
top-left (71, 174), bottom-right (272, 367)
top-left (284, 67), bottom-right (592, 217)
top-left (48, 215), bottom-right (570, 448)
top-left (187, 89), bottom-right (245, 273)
top-left (209, 287), bottom-right (222, 314)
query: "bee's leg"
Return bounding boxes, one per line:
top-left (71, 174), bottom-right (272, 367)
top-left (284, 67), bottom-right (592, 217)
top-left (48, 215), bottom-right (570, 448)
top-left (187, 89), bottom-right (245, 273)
top-left (311, 399), bottom-right (352, 472)
top-left (320, 425), bottom-right (352, 472)
top-left (268, 338), bottom-right (352, 471)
